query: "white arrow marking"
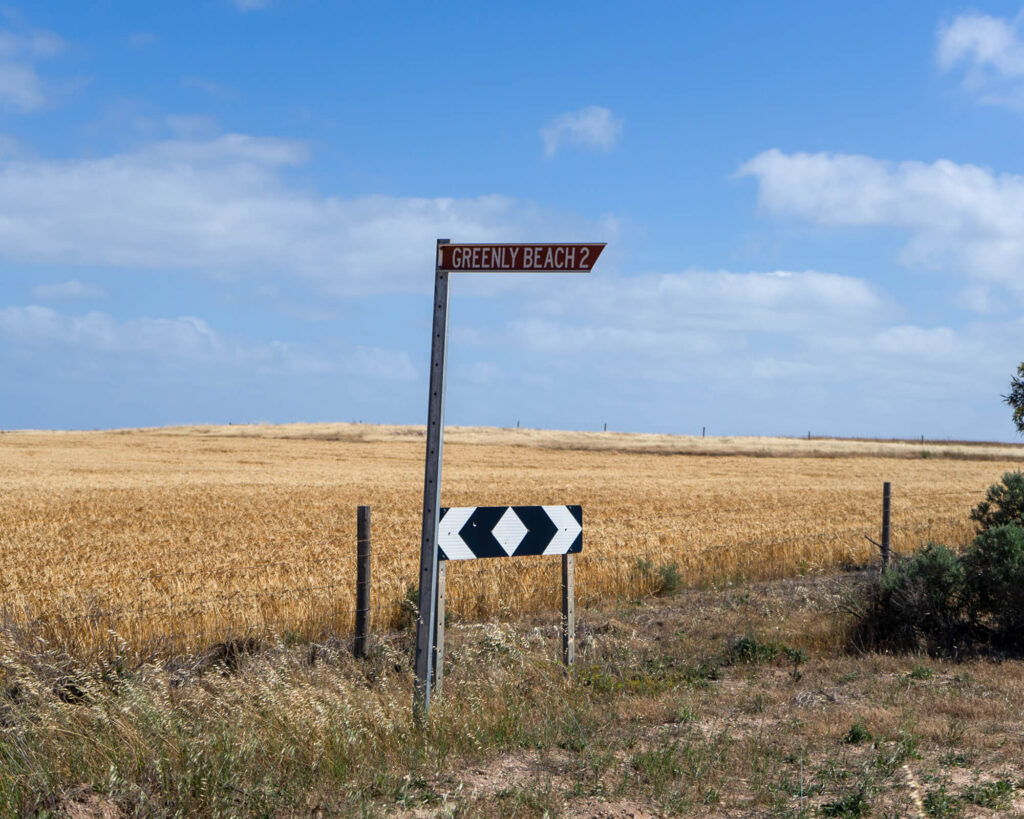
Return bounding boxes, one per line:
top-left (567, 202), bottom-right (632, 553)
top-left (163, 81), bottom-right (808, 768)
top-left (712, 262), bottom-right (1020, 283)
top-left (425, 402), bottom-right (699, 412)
top-left (492, 507), bottom-right (528, 556)
top-left (542, 506), bottom-right (582, 555)
top-left (437, 507), bottom-right (476, 560)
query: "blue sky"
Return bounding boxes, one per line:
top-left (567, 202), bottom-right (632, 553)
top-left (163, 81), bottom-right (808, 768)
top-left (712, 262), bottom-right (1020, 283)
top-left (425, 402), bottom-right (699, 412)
top-left (3, 1), bottom-right (1024, 439)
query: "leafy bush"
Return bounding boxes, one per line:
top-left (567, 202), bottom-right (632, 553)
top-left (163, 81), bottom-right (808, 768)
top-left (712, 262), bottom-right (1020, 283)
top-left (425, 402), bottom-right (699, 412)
top-left (963, 524), bottom-right (1024, 640)
top-left (842, 719), bottom-right (872, 745)
top-left (961, 779), bottom-right (1014, 810)
top-left (852, 543), bottom-right (967, 654)
top-left (851, 472), bottom-right (1024, 655)
top-left (970, 471), bottom-right (1024, 533)
top-left (634, 558), bottom-right (682, 596)
top-left (727, 635), bottom-right (779, 664)
top-left (820, 783), bottom-right (871, 817)
top-left (923, 785), bottom-right (963, 818)
top-left (852, 521), bottom-right (1024, 655)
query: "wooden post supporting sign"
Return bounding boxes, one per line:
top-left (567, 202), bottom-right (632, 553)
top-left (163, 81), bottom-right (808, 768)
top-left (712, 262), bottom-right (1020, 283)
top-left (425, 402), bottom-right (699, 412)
top-left (562, 553), bottom-right (575, 666)
top-left (433, 560), bottom-right (446, 694)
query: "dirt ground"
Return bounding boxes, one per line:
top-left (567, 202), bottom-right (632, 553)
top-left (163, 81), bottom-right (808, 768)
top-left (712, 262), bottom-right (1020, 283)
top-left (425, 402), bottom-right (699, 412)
top-left (382, 574), bottom-right (1024, 817)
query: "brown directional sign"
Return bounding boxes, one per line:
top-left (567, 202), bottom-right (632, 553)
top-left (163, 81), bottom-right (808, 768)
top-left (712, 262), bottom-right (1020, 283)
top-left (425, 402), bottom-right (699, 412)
top-left (437, 243), bottom-right (605, 273)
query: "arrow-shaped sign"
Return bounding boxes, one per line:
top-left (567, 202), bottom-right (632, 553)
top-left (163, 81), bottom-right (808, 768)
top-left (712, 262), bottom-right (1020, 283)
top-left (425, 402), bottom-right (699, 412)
top-left (436, 505), bottom-right (583, 561)
top-left (437, 244), bottom-right (605, 273)
top-left (541, 505), bottom-right (583, 555)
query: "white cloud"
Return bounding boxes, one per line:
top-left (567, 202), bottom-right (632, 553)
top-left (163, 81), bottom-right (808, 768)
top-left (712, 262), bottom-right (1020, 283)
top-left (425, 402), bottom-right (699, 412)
top-left (493, 267), bottom-right (1018, 421)
top-left (346, 346), bottom-right (416, 381)
top-left (0, 28), bottom-right (64, 60)
top-left (525, 269), bottom-right (884, 338)
top-left (738, 149), bottom-right (1024, 303)
top-left (865, 325), bottom-right (968, 361)
top-left (0, 304), bottom-right (415, 379)
top-left (503, 269), bottom-right (887, 382)
top-left (30, 280), bottom-right (108, 301)
top-left (0, 24), bottom-right (64, 111)
top-left (0, 62), bottom-right (45, 109)
top-left (182, 76), bottom-right (232, 98)
top-left (540, 106), bottom-right (623, 158)
top-left (128, 32), bottom-right (157, 50)
top-left (0, 132), bottom-right (605, 297)
top-left (938, 10), bottom-right (1024, 107)
top-left (0, 306), bottom-right (227, 360)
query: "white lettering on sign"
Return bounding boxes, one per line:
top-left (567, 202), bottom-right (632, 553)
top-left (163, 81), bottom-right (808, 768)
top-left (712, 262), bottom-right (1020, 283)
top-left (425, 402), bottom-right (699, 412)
top-left (438, 243), bottom-right (604, 272)
top-left (447, 246), bottom-right (530, 270)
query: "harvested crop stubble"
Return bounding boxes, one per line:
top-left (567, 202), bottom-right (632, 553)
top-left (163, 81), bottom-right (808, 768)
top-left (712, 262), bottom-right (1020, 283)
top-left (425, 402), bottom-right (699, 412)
top-left (0, 424), bottom-right (1016, 657)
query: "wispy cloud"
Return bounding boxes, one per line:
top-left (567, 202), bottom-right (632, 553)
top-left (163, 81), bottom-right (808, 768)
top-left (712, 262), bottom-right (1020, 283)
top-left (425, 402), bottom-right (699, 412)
top-left (938, 10), bottom-right (1024, 108)
top-left (230, 0), bottom-right (271, 10)
top-left (738, 148), bottom-right (1024, 306)
top-left (128, 32), bottom-right (157, 50)
top-left (0, 131), bottom-right (606, 297)
top-left (540, 106), bottom-right (623, 158)
top-left (489, 267), bottom-right (1014, 435)
top-left (181, 75), bottom-right (232, 98)
top-left (0, 304), bottom-right (416, 380)
top-left (512, 269), bottom-right (886, 359)
top-left (0, 306), bottom-right (229, 361)
top-left (0, 21), bottom-right (64, 111)
top-left (30, 280), bottom-right (108, 302)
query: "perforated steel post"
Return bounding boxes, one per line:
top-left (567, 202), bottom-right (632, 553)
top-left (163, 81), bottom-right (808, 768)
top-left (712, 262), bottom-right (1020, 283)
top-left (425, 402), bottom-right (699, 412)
top-left (413, 240), bottom-right (450, 720)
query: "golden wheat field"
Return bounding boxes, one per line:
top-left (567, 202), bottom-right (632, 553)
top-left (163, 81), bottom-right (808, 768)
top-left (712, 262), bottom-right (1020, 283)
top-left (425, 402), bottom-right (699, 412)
top-left (1, 423), bottom-right (1022, 657)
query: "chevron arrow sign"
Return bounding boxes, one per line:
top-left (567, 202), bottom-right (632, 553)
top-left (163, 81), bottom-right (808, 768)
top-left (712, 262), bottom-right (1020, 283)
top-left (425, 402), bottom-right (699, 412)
top-left (437, 505), bottom-right (582, 560)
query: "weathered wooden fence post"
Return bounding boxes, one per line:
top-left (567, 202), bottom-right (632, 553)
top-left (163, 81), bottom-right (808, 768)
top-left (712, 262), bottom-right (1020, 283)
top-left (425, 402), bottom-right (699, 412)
top-left (354, 505), bottom-right (371, 658)
top-left (562, 553), bottom-right (575, 666)
top-left (432, 560), bottom-right (447, 694)
top-left (881, 482), bottom-right (891, 569)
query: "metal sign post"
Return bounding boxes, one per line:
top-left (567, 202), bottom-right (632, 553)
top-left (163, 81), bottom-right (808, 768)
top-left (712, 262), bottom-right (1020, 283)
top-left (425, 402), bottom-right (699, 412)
top-left (413, 239), bottom-right (450, 721)
top-left (413, 241), bottom-right (604, 720)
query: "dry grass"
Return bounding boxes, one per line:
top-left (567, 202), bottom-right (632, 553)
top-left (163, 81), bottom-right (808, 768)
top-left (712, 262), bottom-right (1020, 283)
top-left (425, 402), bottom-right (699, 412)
top-left (4, 574), bottom-right (1024, 816)
top-left (0, 423), bottom-right (1018, 657)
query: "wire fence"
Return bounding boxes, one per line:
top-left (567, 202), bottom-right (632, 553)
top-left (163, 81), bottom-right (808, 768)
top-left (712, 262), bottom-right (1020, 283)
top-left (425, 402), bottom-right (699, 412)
top-left (0, 487), bottom-right (983, 658)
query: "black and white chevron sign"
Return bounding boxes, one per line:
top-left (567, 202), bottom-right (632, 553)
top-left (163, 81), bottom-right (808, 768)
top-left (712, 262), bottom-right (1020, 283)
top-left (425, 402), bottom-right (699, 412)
top-left (437, 505), bottom-right (582, 561)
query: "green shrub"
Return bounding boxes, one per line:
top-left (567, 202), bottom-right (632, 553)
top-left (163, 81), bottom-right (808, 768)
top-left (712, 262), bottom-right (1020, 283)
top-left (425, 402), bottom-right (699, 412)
top-left (963, 524), bottom-right (1024, 641)
top-left (821, 783), bottom-right (871, 817)
top-left (854, 544), bottom-right (967, 653)
top-left (851, 474), bottom-right (1024, 656)
top-left (727, 635), bottom-right (779, 664)
top-left (970, 471), bottom-right (1024, 533)
top-left (634, 558), bottom-right (682, 596)
top-left (961, 779), bottom-right (1013, 809)
top-left (889, 543), bottom-right (965, 620)
top-left (923, 785), bottom-right (963, 818)
top-left (852, 524), bottom-right (1024, 655)
top-left (842, 719), bottom-right (871, 745)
